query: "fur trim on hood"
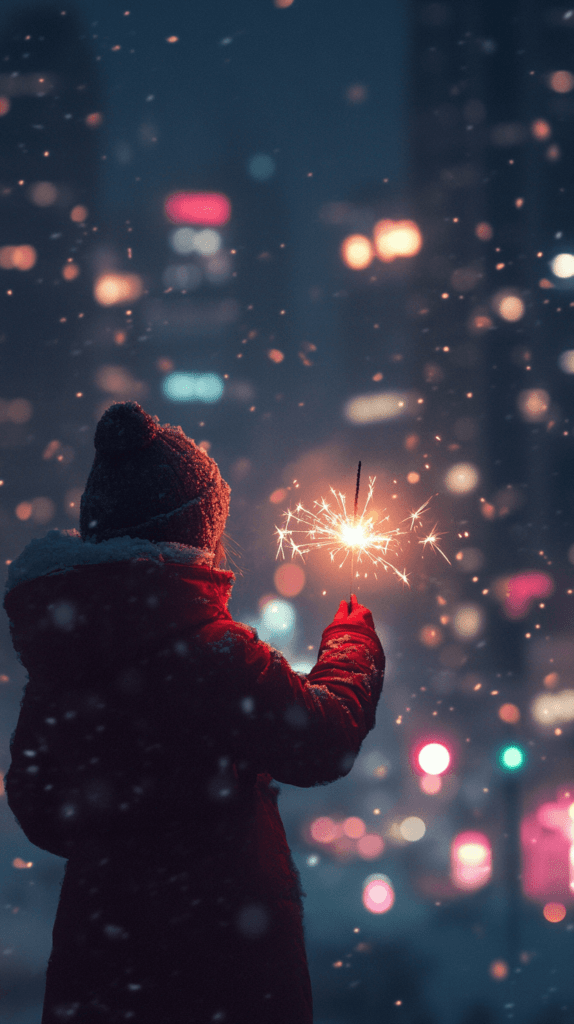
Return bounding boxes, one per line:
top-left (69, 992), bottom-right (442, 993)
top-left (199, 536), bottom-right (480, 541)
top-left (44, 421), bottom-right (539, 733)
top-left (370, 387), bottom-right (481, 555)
top-left (5, 529), bottom-right (214, 594)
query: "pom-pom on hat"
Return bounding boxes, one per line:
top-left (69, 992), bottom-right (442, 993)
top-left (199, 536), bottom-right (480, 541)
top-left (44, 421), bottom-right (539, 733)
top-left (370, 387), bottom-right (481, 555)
top-left (80, 402), bottom-right (230, 552)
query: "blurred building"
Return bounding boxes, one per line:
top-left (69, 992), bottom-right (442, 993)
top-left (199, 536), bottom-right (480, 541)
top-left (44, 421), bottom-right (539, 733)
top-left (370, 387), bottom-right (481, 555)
top-left (409, 0), bottom-right (574, 677)
top-left (405, 0), bottom-right (574, 941)
top-left (0, 4), bottom-right (104, 548)
top-left (0, 5), bottom-right (102, 409)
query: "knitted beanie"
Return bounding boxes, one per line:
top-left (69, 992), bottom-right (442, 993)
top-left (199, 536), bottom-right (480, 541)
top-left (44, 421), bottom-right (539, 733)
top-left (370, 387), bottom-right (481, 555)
top-left (79, 402), bottom-right (230, 552)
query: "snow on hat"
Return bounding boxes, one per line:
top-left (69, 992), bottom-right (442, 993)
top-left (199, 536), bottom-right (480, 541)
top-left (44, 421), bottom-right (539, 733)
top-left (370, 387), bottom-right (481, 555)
top-left (80, 402), bottom-right (230, 552)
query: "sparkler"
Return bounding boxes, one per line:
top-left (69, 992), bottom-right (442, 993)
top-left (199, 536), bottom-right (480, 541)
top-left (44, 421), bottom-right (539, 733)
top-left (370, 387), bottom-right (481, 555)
top-left (275, 471), bottom-right (450, 592)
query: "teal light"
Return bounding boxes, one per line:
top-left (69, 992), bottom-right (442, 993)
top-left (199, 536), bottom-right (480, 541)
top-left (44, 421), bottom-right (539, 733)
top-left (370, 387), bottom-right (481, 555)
top-left (499, 744), bottom-right (526, 772)
top-left (162, 372), bottom-right (224, 404)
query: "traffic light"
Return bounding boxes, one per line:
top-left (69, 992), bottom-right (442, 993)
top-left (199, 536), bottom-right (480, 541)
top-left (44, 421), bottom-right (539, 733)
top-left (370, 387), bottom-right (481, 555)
top-left (498, 743), bottom-right (527, 773)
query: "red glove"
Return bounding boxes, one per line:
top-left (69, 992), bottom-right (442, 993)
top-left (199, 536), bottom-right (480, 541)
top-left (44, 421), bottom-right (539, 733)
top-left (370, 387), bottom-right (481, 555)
top-left (333, 593), bottom-right (375, 630)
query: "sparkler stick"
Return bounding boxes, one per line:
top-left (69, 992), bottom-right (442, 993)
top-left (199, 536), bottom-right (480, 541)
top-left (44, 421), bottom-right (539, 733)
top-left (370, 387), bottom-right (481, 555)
top-left (350, 461), bottom-right (362, 609)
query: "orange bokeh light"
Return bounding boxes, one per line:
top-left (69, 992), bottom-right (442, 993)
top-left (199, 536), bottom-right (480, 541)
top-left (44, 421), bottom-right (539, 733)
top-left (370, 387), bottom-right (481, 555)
top-left (531, 119), bottom-right (551, 141)
top-left (489, 960), bottom-right (509, 980)
top-left (373, 219), bottom-right (422, 261)
top-left (543, 902), bottom-right (566, 923)
top-left (94, 272), bottom-right (143, 307)
top-left (498, 703), bottom-right (521, 724)
top-left (475, 222), bottom-right (493, 241)
top-left (62, 262), bottom-right (80, 281)
top-left (0, 245), bottom-right (37, 271)
top-left (269, 488), bottom-right (288, 505)
top-left (340, 234), bottom-right (373, 270)
top-left (70, 204), bottom-right (88, 223)
top-left (419, 625), bottom-right (443, 648)
top-left (549, 70), bottom-right (574, 93)
top-left (343, 816), bottom-right (366, 839)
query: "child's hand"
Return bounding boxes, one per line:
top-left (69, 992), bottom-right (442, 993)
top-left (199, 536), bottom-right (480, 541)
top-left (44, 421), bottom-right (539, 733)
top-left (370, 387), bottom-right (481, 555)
top-left (333, 593), bottom-right (375, 629)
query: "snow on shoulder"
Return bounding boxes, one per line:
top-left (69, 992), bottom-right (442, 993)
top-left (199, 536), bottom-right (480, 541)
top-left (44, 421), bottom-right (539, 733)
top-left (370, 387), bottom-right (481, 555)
top-left (5, 529), bottom-right (214, 594)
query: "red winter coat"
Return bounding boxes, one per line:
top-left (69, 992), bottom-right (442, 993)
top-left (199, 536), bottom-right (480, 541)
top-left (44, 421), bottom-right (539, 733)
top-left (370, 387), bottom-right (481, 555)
top-left (4, 532), bottom-right (385, 1024)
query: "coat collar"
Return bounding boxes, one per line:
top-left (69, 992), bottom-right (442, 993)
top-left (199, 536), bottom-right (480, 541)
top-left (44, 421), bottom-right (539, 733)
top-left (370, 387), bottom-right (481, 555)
top-left (5, 529), bottom-right (225, 595)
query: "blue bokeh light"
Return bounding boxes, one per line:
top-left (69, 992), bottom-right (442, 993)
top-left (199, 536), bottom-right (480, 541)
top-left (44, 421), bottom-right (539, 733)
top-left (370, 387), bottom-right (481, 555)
top-left (247, 153), bottom-right (276, 182)
top-left (259, 598), bottom-right (296, 642)
top-left (162, 372), bottom-right (224, 404)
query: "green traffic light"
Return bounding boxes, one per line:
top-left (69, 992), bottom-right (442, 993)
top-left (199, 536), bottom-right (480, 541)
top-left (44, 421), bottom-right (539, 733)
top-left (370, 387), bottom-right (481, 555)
top-left (499, 744), bottom-right (526, 772)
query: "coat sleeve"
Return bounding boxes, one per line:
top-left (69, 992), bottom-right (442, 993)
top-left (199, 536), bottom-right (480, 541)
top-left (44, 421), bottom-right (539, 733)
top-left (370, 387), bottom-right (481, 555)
top-left (221, 616), bottom-right (385, 787)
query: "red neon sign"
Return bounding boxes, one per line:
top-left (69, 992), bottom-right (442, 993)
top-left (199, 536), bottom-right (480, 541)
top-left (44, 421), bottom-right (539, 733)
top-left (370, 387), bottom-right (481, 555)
top-left (164, 192), bottom-right (231, 226)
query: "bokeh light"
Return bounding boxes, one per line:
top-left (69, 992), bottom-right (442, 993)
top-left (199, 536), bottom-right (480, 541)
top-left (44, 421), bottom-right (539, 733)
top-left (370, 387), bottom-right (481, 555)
top-left (93, 272), bottom-right (143, 306)
top-left (419, 625), bottom-right (443, 648)
top-left (260, 598), bottom-right (296, 641)
top-left (70, 204), bottom-right (88, 222)
top-left (373, 219), bottom-right (422, 261)
top-left (344, 390), bottom-right (415, 424)
top-left (0, 245), bottom-right (37, 271)
top-left (164, 191), bottom-right (231, 226)
top-left (531, 119), bottom-right (551, 140)
top-left (274, 563), bottom-right (305, 597)
top-left (362, 874), bottom-right (395, 914)
top-left (489, 960), bottom-right (509, 981)
top-left (444, 462), bottom-right (480, 495)
top-left (247, 153), bottom-right (276, 181)
top-left (558, 350), bottom-right (574, 373)
top-left (418, 742), bottom-right (451, 776)
top-left (475, 222), bottom-right (493, 241)
top-left (28, 181), bottom-right (58, 206)
top-left (399, 816), bottom-right (426, 842)
top-left (340, 234), bottom-right (373, 270)
top-left (451, 831), bottom-right (492, 890)
top-left (170, 227), bottom-right (221, 256)
top-left (343, 817), bottom-right (366, 839)
top-left (498, 703), bottom-right (521, 724)
top-left (543, 902), bottom-right (567, 923)
top-left (531, 690), bottom-right (574, 727)
top-left (498, 744), bottom-right (526, 771)
top-left (548, 70), bottom-right (574, 93)
top-left (551, 253), bottom-right (574, 278)
top-left (310, 817), bottom-right (342, 843)
top-left (492, 290), bottom-right (525, 321)
top-left (162, 372), bottom-right (224, 403)
top-left (451, 603), bottom-right (485, 641)
top-left (517, 388), bottom-right (551, 422)
top-left (495, 570), bottom-right (554, 619)
top-left (0, 398), bottom-right (33, 424)
top-left (420, 774), bottom-right (442, 795)
top-left (62, 262), bottom-right (80, 281)
top-left (357, 834), bottom-right (384, 859)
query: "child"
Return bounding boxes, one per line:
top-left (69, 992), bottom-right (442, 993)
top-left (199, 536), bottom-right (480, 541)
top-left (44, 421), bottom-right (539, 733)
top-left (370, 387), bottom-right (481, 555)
top-left (4, 402), bottom-right (385, 1024)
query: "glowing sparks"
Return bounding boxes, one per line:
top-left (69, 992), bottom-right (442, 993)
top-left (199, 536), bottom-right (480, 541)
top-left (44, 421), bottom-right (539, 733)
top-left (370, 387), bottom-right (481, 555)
top-left (418, 524), bottom-right (451, 564)
top-left (276, 478), bottom-right (448, 585)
